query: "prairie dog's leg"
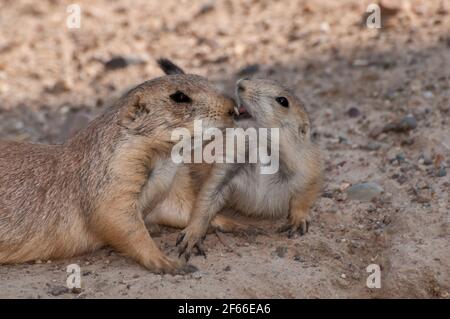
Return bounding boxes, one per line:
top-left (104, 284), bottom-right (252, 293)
top-left (279, 178), bottom-right (322, 238)
top-left (210, 212), bottom-right (262, 235)
top-left (144, 167), bottom-right (195, 230)
top-left (93, 193), bottom-right (181, 274)
top-left (176, 165), bottom-right (236, 260)
top-left (147, 202), bottom-right (252, 235)
top-left (145, 199), bottom-right (191, 230)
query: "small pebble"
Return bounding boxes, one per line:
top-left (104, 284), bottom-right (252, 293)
top-left (363, 141), bottom-right (381, 151)
top-left (236, 64), bottom-right (260, 77)
top-left (347, 107), bottom-right (361, 118)
top-left (346, 182), bottom-right (384, 201)
top-left (275, 246), bottom-right (288, 258)
top-left (380, 114), bottom-right (417, 135)
top-left (183, 264), bottom-right (199, 274)
top-left (423, 91), bottom-right (434, 99)
top-left (192, 272), bottom-right (203, 280)
top-left (48, 286), bottom-right (69, 296)
top-left (436, 167), bottom-right (447, 177)
top-left (396, 153), bottom-right (406, 163)
top-left (104, 56), bottom-right (146, 71)
top-left (71, 287), bottom-right (82, 294)
top-left (394, 114), bottom-right (417, 132)
top-left (423, 157), bottom-right (433, 166)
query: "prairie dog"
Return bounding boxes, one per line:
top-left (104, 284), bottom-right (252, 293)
top-left (0, 59), bottom-right (235, 273)
top-left (176, 78), bottom-right (323, 260)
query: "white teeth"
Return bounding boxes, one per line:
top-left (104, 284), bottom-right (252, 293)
top-left (234, 107), bottom-right (240, 116)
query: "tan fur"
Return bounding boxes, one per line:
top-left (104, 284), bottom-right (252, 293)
top-left (0, 70), bottom-right (235, 273)
top-left (145, 164), bottom-right (249, 234)
top-left (174, 78), bottom-right (323, 260)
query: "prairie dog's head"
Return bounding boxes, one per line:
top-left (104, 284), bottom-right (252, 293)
top-left (235, 78), bottom-right (311, 140)
top-left (118, 59), bottom-right (235, 138)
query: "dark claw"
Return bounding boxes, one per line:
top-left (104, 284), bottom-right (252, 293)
top-left (280, 221), bottom-right (310, 238)
top-left (184, 252), bottom-right (191, 262)
top-left (299, 226), bottom-right (305, 236)
top-left (287, 228), bottom-right (295, 238)
top-left (176, 232), bottom-right (185, 246)
top-left (178, 242), bottom-right (188, 258)
top-left (278, 223), bottom-right (291, 233)
top-left (194, 243), bottom-right (207, 258)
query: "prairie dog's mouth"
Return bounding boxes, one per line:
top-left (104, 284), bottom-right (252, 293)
top-left (234, 98), bottom-right (253, 121)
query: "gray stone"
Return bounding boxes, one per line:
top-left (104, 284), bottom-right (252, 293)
top-left (381, 114), bottom-right (417, 135)
top-left (423, 156), bottom-right (433, 166)
top-left (275, 246), bottom-right (288, 258)
top-left (104, 55), bottom-right (146, 71)
top-left (395, 153), bottom-right (406, 163)
top-left (293, 255), bottom-right (305, 262)
top-left (346, 182), bottom-right (384, 201)
top-left (236, 64), bottom-right (260, 77)
top-left (192, 272), bottom-right (203, 280)
top-left (436, 167), bottom-right (447, 177)
top-left (364, 141), bottom-right (381, 151)
top-left (48, 285), bottom-right (69, 296)
top-left (347, 107), bottom-right (361, 118)
top-left (182, 264), bottom-right (199, 274)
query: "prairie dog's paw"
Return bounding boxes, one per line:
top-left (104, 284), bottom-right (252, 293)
top-left (278, 215), bottom-right (310, 238)
top-left (176, 225), bottom-right (207, 262)
top-left (144, 254), bottom-right (182, 275)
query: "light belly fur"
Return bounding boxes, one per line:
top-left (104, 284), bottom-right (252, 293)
top-left (229, 167), bottom-right (292, 219)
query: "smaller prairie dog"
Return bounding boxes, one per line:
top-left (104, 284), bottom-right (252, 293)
top-left (0, 59), bottom-right (235, 273)
top-left (176, 78), bottom-right (323, 260)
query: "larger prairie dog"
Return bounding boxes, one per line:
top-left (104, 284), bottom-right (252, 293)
top-left (0, 59), bottom-right (235, 273)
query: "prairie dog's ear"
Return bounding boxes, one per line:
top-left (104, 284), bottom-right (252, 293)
top-left (157, 58), bottom-right (186, 75)
top-left (118, 92), bottom-right (149, 128)
top-left (299, 122), bottom-right (310, 139)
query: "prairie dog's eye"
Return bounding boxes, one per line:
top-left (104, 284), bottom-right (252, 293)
top-left (275, 97), bottom-right (289, 108)
top-left (170, 91), bottom-right (192, 103)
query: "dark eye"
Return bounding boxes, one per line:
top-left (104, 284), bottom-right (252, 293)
top-left (170, 91), bottom-right (192, 103)
top-left (275, 97), bottom-right (289, 108)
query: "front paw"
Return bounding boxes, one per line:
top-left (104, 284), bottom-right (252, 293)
top-left (144, 254), bottom-right (182, 275)
top-left (278, 216), bottom-right (310, 238)
top-left (176, 226), bottom-right (207, 262)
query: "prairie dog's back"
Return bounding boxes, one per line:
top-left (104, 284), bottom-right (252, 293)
top-left (0, 141), bottom-right (62, 223)
top-left (0, 141), bottom-right (94, 262)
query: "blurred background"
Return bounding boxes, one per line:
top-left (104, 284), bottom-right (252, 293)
top-left (0, 0), bottom-right (448, 298)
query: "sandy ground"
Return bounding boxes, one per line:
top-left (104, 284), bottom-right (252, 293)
top-left (0, 0), bottom-right (449, 298)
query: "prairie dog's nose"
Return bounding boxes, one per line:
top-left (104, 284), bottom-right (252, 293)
top-left (224, 95), bottom-right (237, 115)
top-left (237, 78), bottom-right (250, 92)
